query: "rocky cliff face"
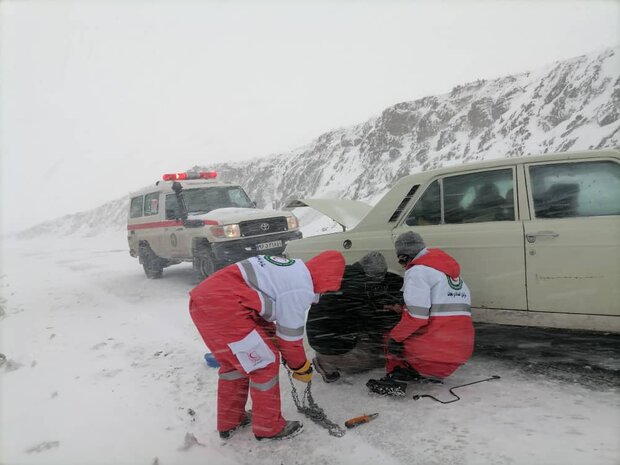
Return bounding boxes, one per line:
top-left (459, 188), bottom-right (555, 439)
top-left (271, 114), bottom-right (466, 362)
top-left (19, 47), bottom-right (620, 237)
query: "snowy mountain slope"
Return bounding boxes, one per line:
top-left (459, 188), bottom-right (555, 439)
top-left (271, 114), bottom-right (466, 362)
top-left (203, 47), bottom-right (619, 209)
top-left (18, 47), bottom-right (620, 238)
top-left (17, 197), bottom-right (128, 239)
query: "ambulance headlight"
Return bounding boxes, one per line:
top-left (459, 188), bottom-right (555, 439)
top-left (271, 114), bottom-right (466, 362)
top-left (286, 215), bottom-right (299, 230)
top-left (210, 224), bottom-right (241, 238)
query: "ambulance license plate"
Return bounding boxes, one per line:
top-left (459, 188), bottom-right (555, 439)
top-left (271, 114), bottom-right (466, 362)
top-left (256, 240), bottom-right (282, 251)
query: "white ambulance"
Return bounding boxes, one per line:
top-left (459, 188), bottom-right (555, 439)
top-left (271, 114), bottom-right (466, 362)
top-left (127, 171), bottom-right (302, 279)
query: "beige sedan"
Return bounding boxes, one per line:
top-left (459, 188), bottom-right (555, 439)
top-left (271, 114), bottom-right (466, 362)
top-left (284, 149), bottom-right (620, 333)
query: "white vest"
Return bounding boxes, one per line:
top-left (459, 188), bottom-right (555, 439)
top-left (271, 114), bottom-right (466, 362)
top-left (402, 265), bottom-right (471, 320)
top-left (237, 255), bottom-right (317, 341)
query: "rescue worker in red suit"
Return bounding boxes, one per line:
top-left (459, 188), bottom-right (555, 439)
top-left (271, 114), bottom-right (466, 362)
top-left (189, 251), bottom-right (345, 440)
top-left (367, 232), bottom-right (474, 396)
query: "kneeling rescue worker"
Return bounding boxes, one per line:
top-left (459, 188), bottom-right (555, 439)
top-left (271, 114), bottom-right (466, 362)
top-left (367, 232), bottom-right (475, 396)
top-left (189, 251), bottom-right (346, 440)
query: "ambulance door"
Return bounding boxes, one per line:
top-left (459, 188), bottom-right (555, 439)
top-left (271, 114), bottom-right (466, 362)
top-left (163, 192), bottom-right (189, 258)
top-left (142, 191), bottom-right (164, 256)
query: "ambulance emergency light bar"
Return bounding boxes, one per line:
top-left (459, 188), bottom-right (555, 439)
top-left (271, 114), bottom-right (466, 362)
top-left (162, 171), bottom-right (217, 181)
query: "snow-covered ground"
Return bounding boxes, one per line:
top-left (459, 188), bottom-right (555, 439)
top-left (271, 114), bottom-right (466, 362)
top-left (1, 232), bottom-right (619, 465)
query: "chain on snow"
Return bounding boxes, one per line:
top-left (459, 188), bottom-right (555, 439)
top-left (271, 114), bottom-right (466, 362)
top-left (285, 369), bottom-right (346, 438)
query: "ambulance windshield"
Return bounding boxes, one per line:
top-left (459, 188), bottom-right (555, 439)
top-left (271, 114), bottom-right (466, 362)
top-left (165, 186), bottom-right (254, 218)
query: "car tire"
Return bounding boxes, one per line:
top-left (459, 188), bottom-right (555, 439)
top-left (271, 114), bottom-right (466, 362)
top-left (140, 244), bottom-right (164, 279)
top-left (196, 249), bottom-right (217, 280)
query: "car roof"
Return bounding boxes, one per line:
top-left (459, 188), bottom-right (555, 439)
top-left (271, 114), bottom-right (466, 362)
top-left (355, 148), bottom-right (620, 231)
top-left (400, 148), bottom-right (620, 181)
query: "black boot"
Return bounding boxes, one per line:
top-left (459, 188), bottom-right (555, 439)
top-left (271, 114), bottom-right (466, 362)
top-left (366, 378), bottom-right (407, 396)
top-left (392, 367), bottom-right (444, 384)
top-left (312, 357), bottom-right (341, 383)
top-left (255, 420), bottom-right (304, 441)
top-left (219, 411), bottom-right (252, 439)
top-left (366, 372), bottom-right (408, 396)
top-left (366, 366), bottom-right (426, 396)
top-left (390, 366), bottom-right (423, 382)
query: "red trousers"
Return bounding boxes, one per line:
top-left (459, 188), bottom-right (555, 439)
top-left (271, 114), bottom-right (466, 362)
top-left (189, 299), bottom-right (286, 437)
top-left (386, 353), bottom-right (462, 379)
top-left (384, 335), bottom-right (469, 379)
top-left (386, 316), bottom-right (474, 379)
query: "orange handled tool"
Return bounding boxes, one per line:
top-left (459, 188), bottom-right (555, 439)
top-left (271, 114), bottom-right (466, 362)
top-left (344, 413), bottom-right (379, 429)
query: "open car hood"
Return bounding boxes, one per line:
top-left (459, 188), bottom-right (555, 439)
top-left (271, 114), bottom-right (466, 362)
top-left (285, 199), bottom-right (372, 230)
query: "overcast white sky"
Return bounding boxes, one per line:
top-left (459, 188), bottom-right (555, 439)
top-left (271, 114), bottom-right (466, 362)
top-left (1, 0), bottom-right (619, 233)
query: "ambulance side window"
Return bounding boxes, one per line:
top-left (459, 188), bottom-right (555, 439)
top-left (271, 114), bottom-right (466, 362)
top-left (130, 196), bottom-right (144, 218)
top-left (144, 192), bottom-right (159, 216)
top-left (165, 194), bottom-right (181, 220)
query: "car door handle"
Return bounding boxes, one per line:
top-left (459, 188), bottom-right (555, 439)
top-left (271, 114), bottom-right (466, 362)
top-left (526, 231), bottom-right (559, 243)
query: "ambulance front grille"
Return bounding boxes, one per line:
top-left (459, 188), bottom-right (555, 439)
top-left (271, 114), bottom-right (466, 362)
top-left (239, 217), bottom-right (288, 237)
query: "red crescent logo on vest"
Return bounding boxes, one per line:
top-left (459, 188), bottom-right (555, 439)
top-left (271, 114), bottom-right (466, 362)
top-left (248, 351), bottom-right (261, 362)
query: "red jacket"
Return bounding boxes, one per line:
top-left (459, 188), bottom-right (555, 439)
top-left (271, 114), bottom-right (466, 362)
top-left (389, 248), bottom-right (474, 370)
top-left (190, 252), bottom-right (345, 370)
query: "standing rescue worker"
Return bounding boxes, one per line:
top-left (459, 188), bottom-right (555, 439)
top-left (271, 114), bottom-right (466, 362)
top-left (366, 232), bottom-right (474, 396)
top-left (189, 251), bottom-right (345, 440)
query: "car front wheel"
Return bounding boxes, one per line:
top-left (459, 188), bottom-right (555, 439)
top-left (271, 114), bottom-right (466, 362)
top-left (195, 249), bottom-right (217, 280)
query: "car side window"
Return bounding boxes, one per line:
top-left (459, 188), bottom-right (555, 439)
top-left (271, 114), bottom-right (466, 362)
top-left (405, 180), bottom-right (441, 225)
top-left (130, 196), bottom-right (144, 218)
top-left (444, 169), bottom-right (515, 223)
top-left (529, 160), bottom-right (620, 218)
top-left (144, 192), bottom-right (159, 216)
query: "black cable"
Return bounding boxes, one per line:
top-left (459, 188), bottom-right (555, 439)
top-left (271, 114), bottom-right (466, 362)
top-left (412, 375), bottom-right (500, 404)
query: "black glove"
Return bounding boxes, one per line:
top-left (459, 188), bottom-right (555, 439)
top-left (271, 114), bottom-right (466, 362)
top-left (386, 338), bottom-right (404, 356)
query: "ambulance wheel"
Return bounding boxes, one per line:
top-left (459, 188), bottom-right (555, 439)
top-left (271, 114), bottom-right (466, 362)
top-left (196, 250), bottom-right (217, 279)
top-left (140, 244), bottom-right (164, 279)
